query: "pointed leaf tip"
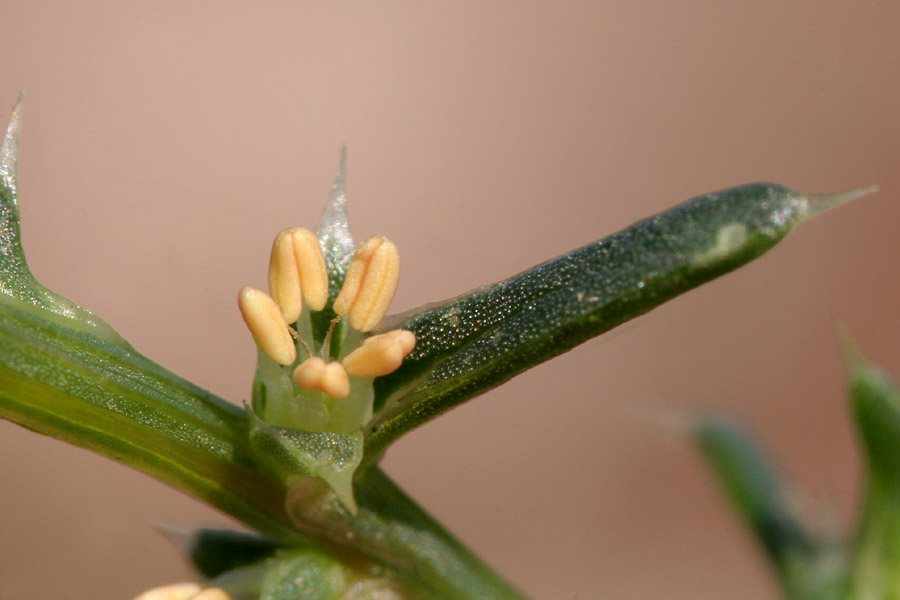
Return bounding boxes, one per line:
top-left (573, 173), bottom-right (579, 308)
top-left (0, 91), bottom-right (24, 195)
top-left (316, 148), bottom-right (355, 300)
top-left (807, 185), bottom-right (879, 218)
top-left (836, 323), bottom-right (867, 375)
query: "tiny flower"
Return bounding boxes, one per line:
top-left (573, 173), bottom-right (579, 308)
top-left (238, 220), bottom-right (415, 440)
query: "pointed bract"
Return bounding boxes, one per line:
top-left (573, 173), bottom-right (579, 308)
top-left (0, 91), bottom-right (22, 197)
top-left (316, 148), bottom-right (355, 301)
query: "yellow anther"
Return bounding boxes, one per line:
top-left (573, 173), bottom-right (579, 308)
top-left (333, 235), bottom-right (400, 332)
top-left (237, 286), bottom-right (297, 366)
top-left (291, 228), bottom-right (329, 311)
top-left (293, 357), bottom-right (351, 399)
top-left (268, 227), bottom-right (329, 322)
top-left (342, 329), bottom-right (416, 378)
top-left (132, 583), bottom-right (203, 600)
top-left (268, 229), bottom-right (303, 323)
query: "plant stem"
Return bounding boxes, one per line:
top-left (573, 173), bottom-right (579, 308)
top-left (0, 299), bottom-right (524, 598)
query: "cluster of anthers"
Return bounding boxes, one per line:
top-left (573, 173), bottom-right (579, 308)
top-left (238, 227), bottom-right (415, 407)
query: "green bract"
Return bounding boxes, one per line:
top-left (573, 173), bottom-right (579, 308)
top-left (0, 96), bottom-right (875, 599)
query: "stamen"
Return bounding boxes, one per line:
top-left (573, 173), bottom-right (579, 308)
top-left (320, 315), bottom-right (342, 358)
top-left (293, 357), bottom-right (351, 398)
top-left (237, 286), bottom-right (297, 366)
top-left (290, 228), bottom-right (329, 311)
top-left (268, 229), bottom-right (303, 323)
top-left (295, 331), bottom-right (314, 358)
top-left (268, 227), bottom-right (330, 322)
top-left (342, 329), bottom-right (416, 378)
top-left (333, 236), bottom-right (400, 332)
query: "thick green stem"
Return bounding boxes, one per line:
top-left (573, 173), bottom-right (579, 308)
top-left (0, 298), bottom-right (523, 599)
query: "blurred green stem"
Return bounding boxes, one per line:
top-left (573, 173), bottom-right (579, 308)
top-left (850, 474), bottom-right (900, 600)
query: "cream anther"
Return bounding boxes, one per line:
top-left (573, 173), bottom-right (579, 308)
top-left (268, 227), bottom-right (329, 323)
top-left (333, 235), bottom-right (400, 332)
top-left (291, 227), bottom-right (329, 311)
top-left (293, 357), bottom-right (351, 399)
top-left (133, 584), bottom-right (232, 600)
top-left (237, 286), bottom-right (297, 366)
top-left (343, 329), bottom-right (416, 378)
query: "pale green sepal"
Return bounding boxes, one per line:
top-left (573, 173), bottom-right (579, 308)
top-left (247, 405), bottom-right (363, 513)
top-left (210, 547), bottom-right (415, 600)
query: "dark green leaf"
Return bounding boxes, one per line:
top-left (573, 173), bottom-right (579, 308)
top-left (695, 416), bottom-right (813, 564)
top-left (183, 528), bottom-right (280, 579)
top-left (694, 416), bottom-right (847, 600)
top-left (366, 183), bottom-right (874, 459)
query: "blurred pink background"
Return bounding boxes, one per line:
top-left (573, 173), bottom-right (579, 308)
top-left (1, 2), bottom-right (898, 598)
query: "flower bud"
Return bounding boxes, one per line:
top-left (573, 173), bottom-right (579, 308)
top-left (268, 227), bottom-right (329, 323)
top-left (237, 286), bottom-right (297, 366)
top-left (342, 329), bottom-right (416, 378)
top-left (293, 357), bottom-right (351, 398)
top-left (333, 235), bottom-right (400, 332)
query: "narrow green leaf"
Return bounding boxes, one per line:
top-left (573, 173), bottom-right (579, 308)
top-left (843, 338), bottom-right (900, 600)
top-left (366, 183), bottom-right (875, 459)
top-left (692, 415), bottom-right (848, 600)
top-left (695, 416), bottom-right (812, 564)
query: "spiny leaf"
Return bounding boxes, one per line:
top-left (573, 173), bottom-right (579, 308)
top-left (365, 183), bottom-right (876, 459)
top-left (0, 93), bottom-right (126, 346)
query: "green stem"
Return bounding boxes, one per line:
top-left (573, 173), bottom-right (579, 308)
top-left (850, 474), bottom-right (900, 600)
top-left (0, 299), bottom-right (523, 599)
top-left (352, 467), bottom-right (528, 600)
